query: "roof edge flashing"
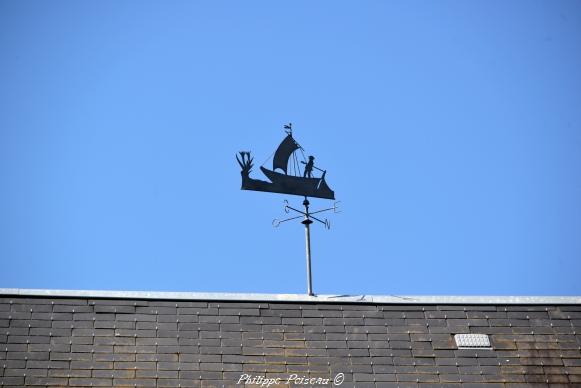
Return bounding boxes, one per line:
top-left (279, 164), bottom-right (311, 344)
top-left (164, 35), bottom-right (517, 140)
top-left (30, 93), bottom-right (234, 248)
top-left (1, 288), bottom-right (580, 305)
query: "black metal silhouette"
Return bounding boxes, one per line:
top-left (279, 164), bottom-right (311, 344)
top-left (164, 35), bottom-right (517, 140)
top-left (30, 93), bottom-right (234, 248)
top-left (238, 125), bottom-right (335, 200)
top-left (237, 123), bottom-right (339, 296)
top-left (302, 156), bottom-right (315, 178)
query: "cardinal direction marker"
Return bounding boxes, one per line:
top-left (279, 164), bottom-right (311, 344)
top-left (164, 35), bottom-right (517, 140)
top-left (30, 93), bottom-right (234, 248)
top-left (274, 200), bottom-right (340, 229)
top-left (238, 123), bottom-right (339, 295)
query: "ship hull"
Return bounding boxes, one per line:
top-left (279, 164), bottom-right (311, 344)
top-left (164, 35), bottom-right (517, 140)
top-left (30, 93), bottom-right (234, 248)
top-left (240, 168), bottom-right (334, 200)
top-left (257, 167), bottom-right (335, 200)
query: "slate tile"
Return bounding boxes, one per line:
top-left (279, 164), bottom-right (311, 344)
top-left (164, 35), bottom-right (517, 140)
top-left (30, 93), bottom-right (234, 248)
top-left (368, 348), bottom-right (407, 357)
top-left (1, 312), bottom-right (33, 322)
top-left (220, 308), bottom-right (260, 316)
top-left (13, 304), bottom-right (51, 313)
top-left (93, 369), bottom-right (135, 378)
top-left (115, 313), bottom-right (156, 322)
top-left (3, 343), bottom-right (27, 352)
top-left (431, 350), bottom-right (456, 358)
top-left (466, 311), bottom-right (506, 319)
top-left (0, 376), bottom-right (25, 385)
top-left (157, 316), bottom-right (181, 324)
top-left (411, 349), bottom-right (436, 358)
top-left (570, 374), bottom-right (581, 383)
top-left (199, 315), bottom-right (239, 324)
top-left (2, 367), bottom-right (28, 377)
top-left (54, 320), bottom-right (90, 329)
top-left (409, 352), bottom-right (437, 365)
top-left (431, 340), bottom-right (455, 350)
top-left (267, 324), bottom-right (304, 333)
top-left (444, 326), bottom-right (471, 334)
top-left (399, 373), bottom-right (440, 382)
top-left (157, 329), bottom-right (179, 337)
top-left (5, 330), bottom-right (30, 340)
top-left (372, 365), bottom-right (396, 374)
top-left (410, 341), bottom-right (433, 350)
top-left (48, 360), bottom-right (70, 369)
top-left (339, 310), bottom-right (377, 318)
top-left (282, 332), bottom-right (304, 341)
top-left (176, 323), bottom-right (199, 332)
top-left (350, 372), bottom-right (374, 381)
top-left (138, 370), bottom-right (179, 378)
top-left (327, 348), bottom-right (368, 357)
top-left (563, 358), bottom-right (581, 367)
top-left (475, 326), bottom-right (513, 334)
top-left (98, 336), bottom-right (136, 346)
top-left (243, 332), bottom-right (282, 341)
top-left (241, 346), bottom-right (283, 356)
top-left (24, 376), bottom-right (69, 385)
top-left (48, 368), bottom-right (91, 378)
top-left (389, 325), bottom-right (429, 334)
top-left (261, 309), bottom-right (301, 318)
top-left (93, 305), bottom-right (135, 314)
top-left (218, 338), bottom-right (242, 347)
top-left (281, 317), bottom-right (320, 325)
top-left (3, 359), bottom-right (26, 369)
top-left (157, 322), bottom-right (179, 330)
top-left (221, 363), bottom-right (243, 371)
top-left (508, 311), bottom-right (549, 319)
top-left (553, 326), bottom-right (576, 334)
top-left (21, 336), bottom-right (50, 344)
top-left (177, 307), bottom-right (212, 316)
top-left (387, 340), bottom-right (411, 350)
top-left (17, 351), bottom-right (50, 361)
top-left (239, 316), bottom-right (280, 325)
top-left (233, 324), bottom-right (261, 332)
top-left (210, 302), bottom-right (267, 309)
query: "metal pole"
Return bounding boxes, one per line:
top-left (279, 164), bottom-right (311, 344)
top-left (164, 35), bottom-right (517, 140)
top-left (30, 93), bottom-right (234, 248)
top-left (302, 198), bottom-right (314, 296)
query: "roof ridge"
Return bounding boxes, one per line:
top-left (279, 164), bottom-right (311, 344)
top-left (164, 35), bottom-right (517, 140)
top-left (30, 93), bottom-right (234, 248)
top-left (1, 288), bottom-right (580, 304)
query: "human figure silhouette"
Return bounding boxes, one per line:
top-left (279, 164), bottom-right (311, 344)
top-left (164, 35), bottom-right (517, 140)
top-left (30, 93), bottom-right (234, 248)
top-left (302, 156), bottom-right (315, 178)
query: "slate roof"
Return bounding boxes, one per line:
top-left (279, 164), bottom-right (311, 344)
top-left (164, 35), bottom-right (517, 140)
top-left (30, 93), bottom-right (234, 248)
top-left (1, 289), bottom-right (580, 388)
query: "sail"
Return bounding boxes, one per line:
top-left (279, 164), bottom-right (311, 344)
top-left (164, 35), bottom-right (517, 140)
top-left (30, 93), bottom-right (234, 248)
top-left (272, 134), bottom-right (299, 174)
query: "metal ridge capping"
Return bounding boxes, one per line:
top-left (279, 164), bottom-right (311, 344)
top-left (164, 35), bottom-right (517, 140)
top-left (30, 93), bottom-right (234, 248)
top-left (1, 288), bottom-right (580, 304)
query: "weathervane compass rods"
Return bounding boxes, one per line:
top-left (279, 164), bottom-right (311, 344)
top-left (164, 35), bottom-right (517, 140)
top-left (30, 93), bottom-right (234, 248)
top-left (273, 198), bottom-right (340, 296)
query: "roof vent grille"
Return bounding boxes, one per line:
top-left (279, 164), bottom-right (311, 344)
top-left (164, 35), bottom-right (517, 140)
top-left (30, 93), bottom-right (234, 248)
top-left (454, 334), bottom-right (491, 349)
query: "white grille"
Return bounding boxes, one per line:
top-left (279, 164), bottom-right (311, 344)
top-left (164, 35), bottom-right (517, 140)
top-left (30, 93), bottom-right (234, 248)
top-left (454, 334), bottom-right (491, 348)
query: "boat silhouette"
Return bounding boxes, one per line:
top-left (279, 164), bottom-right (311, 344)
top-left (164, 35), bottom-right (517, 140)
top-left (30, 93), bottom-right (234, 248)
top-left (238, 129), bottom-right (335, 200)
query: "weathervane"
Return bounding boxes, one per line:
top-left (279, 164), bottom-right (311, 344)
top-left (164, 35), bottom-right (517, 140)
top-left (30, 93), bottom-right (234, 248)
top-left (237, 123), bottom-right (340, 296)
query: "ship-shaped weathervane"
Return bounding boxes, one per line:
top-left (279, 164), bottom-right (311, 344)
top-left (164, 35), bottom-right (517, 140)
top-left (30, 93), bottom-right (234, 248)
top-left (238, 123), bottom-right (335, 200)
top-left (237, 123), bottom-right (340, 296)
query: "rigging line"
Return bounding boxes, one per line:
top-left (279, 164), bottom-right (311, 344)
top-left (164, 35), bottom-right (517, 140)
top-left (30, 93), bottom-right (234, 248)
top-left (260, 149), bottom-right (276, 167)
top-left (293, 151), bottom-right (300, 176)
top-left (297, 152), bottom-right (301, 176)
top-left (295, 151), bottom-right (300, 175)
top-left (296, 152), bottom-right (301, 176)
top-left (296, 152), bottom-right (301, 175)
top-left (293, 137), bottom-right (306, 161)
top-left (299, 147), bottom-right (307, 163)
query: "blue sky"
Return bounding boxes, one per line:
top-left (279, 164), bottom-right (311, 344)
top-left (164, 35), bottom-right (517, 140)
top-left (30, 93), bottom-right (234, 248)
top-left (1, 1), bottom-right (580, 296)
